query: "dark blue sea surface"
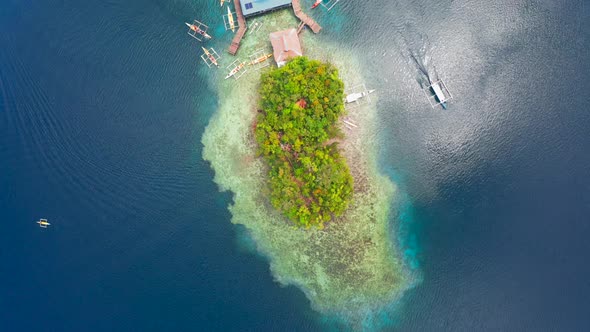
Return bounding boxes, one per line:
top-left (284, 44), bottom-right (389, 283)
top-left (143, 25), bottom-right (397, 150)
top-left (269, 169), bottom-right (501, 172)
top-left (1, 0), bottom-right (589, 331)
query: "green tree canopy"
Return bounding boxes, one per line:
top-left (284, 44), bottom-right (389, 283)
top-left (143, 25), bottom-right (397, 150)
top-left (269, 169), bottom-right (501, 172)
top-left (255, 57), bottom-right (353, 228)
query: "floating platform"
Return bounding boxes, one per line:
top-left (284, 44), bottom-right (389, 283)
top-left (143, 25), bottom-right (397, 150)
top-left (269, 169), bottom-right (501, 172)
top-left (423, 79), bottom-right (452, 109)
top-left (248, 20), bottom-right (263, 35)
top-left (228, 0), bottom-right (248, 55)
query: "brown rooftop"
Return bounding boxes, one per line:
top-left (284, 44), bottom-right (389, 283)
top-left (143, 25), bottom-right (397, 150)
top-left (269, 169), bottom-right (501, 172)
top-left (269, 28), bottom-right (302, 67)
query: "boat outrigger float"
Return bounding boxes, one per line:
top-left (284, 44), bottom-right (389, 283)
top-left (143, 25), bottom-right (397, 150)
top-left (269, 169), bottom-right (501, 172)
top-left (249, 21), bottom-right (262, 34)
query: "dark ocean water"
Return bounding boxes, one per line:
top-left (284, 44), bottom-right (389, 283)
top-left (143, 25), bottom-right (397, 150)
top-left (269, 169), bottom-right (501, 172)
top-left (1, 0), bottom-right (589, 331)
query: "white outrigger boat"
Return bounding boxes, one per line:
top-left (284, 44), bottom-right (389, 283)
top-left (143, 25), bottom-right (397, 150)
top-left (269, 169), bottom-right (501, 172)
top-left (37, 218), bottom-right (50, 228)
top-left (345, 89), bottom-right (375, 104)
top-left (249, 21), bottom-right (261, 34)
top-left (220, 0), bottom-right (227, 6)
top-left (227, 7), bottom-right (235, 32)
top-left (225, 62), bottom-right (245, 79)
top-left (424, 79), bottom-right (452, 109)
top-left (185, 21), bottom-right (212, 40)
top-left (202, 47), bottom-right (219, 67)
top-left (248, 53), bottom-right (272, 66)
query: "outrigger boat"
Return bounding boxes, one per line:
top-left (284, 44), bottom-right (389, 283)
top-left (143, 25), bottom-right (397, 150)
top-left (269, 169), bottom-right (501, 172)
top-left (248, 53), bottom-right (272, 66)
top-left (249, 21), bottom-right (261, 34)
top-left (37, 218), bottom-right (50, 228)
top-left (311, 0), bottom-right (322, 9)
top-left (185, 22), bottom-right (212, 40)
top-left (227, 7), bottom-right (235, 32)
top-left (220, 0), bottom-right (226, 6)
top-left (424, 78), bottom-right (452, 109)
top-left (225, 62), bottom-right (245, 79)
top-left (202, 47), bottom-right (219, 67)
top-left (430, 79), bottom-right (449, 109)
top-left (345, 89), bottom-right (375, 104)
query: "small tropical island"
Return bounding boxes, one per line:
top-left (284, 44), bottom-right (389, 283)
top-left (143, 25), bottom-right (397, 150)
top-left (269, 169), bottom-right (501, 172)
top-left (255, 57), bottom-right (353, 228)
top-left (201, 7), bottom-right (412, 326)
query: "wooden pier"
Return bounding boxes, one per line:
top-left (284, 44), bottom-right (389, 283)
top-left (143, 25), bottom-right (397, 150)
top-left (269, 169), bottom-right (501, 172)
top-left (228, 0), bottom-right (248, 55)
top-left (296, 21), bottom-right (305, 34)
top-left (292, 0), bottom-right (322, 33)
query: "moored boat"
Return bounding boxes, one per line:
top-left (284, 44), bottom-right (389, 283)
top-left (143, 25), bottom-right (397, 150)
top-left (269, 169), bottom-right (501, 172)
top-left (422, 78), bottom-right (453, 109)
top-left (248, 53), bottom-right (272, 66)
top-left (311, 0), bottom-right (322, 9)
top-left (428, 79), bottom-right (450, 109)
top-left (249, 21), bottom-right (260, 34)
top-left (225, 62), bottom-right (245, 79)
top-left (227, 7), bottom-right (235, 32)
top-left (202, 47), bottom-right (219, 67)
top-left (185, 22), bottom-right (212, 39)
top-left (345, 89), bottom-right (375, 104)
top-left (37, 218), bottom-right (50, 228)
top-left (430, 80), bottom-right (447, 109)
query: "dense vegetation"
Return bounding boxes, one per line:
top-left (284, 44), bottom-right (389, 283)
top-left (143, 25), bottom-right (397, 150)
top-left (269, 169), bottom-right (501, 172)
top-left (255, 57), bottom-right (353, 228)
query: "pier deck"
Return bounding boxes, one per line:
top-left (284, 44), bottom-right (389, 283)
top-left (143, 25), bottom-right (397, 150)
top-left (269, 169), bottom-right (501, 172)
top-left (292, 0), bottom-right (322, 33)
top-left (228, 0), bottom-right (248, 55)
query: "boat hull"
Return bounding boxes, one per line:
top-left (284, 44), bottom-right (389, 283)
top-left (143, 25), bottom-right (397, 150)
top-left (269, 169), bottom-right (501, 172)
top-left (186, 22), bottom-right (212, 39)
top-left (249, 54), bottom-right (272, 65)
top-left (225, 64), bottom-right (244, 79)
top-left (227, 7), bottom-right (235, 32)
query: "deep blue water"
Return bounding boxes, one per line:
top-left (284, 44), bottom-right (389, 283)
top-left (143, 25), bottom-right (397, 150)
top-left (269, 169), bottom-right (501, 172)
top-left (1, 0), bottom-right (589, 331)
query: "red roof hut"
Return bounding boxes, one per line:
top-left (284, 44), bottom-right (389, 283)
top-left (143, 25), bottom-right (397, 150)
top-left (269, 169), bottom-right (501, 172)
top-left (269, 28), bottom-right (302, 67)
